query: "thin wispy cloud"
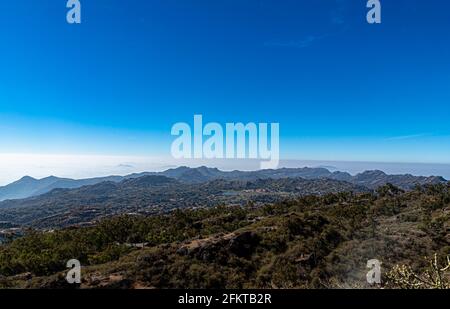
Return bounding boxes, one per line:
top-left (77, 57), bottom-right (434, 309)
top-left (264, 0), bottom-right (349, 50)
top-left (330, 0), bottom-right (349, 25)
top-left (385, 133), bottom-right (431, 141)
top-left (264, 34), bottom-right (327, 49)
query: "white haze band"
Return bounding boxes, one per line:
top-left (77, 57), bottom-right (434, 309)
top-left (171, 115), bottom-right (279, 169)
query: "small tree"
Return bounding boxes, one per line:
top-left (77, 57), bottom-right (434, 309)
top-left (387, 254), bottom-right (450, 289)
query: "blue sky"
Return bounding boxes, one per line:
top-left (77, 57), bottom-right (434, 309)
top-left (0, 0), bottom-right (450, 181)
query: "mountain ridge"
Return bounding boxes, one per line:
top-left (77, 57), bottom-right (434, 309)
top-left (0, 175), bottom-right (369, 228)
top-left (0, 166), bottom-right (446, 202)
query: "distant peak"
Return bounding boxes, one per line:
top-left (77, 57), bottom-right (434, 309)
top-left (19, 176), bottom-right (36, 181)
top-left (196, 166), bottom-right (219, 172)
top-left (171, 166), bottom-right (190, 171)
top-left (42, 175), bottom-right (58, 180)
top-left (360, 170), bottom-right (386, 176)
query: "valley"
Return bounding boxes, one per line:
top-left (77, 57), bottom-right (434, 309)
top-left (0, 181), bottom-right (448, 289)
top-left (0, 167), bottom-right (447, 289)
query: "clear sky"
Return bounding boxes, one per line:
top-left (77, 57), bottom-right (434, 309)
top-left (0, 0), bottom-right (449, 183)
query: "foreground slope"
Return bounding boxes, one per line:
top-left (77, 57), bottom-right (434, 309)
top-left (0, 183), bottom-right (448, 289)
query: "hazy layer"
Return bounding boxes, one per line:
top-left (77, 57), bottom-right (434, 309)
top-left (0, 154), bottom-right (449, 186)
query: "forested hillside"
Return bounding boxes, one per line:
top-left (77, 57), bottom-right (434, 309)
top-left (0, 183), bottom-right (448, 289)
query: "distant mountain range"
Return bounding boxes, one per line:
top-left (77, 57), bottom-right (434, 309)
top-left (0, 175), bottom-right (369, 228)
top-left (0, 166), bottom-right (446, 202)
top-left (0, 175), bottom-right (124, 201)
